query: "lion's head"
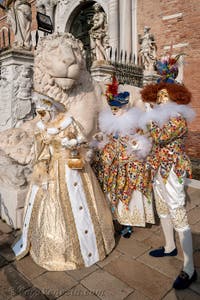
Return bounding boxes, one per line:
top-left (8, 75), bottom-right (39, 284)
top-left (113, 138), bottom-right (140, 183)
top-left (34, 33), bottom-right (94, 106)
top-left (34, 32), bottom-right (101, 137)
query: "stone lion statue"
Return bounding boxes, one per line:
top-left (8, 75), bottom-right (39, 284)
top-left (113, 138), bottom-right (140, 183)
top-left (33, 32), bottom-right (101, 138)
top-left (1, 32), bottom-right (102, 172)
top-left (0, 33), bottom-right (102, 211)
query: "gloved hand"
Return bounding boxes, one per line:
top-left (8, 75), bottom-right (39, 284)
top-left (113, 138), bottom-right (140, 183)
top-left (145, 103), bottom-right (154, 112)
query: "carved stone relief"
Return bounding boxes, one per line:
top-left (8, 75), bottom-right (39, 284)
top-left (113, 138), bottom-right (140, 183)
top-left (0, 63), bottom-right (33, 130)
top-left (13, 65), bottom-right (33, 125)
top-left (0, 67), bottom-right (12, 129)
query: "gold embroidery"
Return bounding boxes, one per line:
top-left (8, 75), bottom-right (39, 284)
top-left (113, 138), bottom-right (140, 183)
top-left (170, 206), bottom-right (189, 231)
top-left (117, 206), bottom-right (146, 227)
top-left (154, 190), bottom-right (169, 216)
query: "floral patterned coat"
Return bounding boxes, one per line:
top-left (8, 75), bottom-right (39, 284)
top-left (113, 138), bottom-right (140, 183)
top-left (140, 102), bottom-right (196, 183)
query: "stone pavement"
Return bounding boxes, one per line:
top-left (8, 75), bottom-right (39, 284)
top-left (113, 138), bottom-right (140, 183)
top-left (0, 186), bottom-right (200, 300)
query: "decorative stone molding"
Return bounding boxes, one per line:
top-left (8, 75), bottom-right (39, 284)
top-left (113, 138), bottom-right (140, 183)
top-left (90, 62), bottom-right (115, 82)
top-left (143, 72), bottom-right (159, 86)
top-left (55, 0), bottom-right (108, 33)
top-left (0, 49), bottom-right (34, 131)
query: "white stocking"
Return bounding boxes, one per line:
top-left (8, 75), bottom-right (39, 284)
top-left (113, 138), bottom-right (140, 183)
top-left (178, 229), bottom-right (194, 278)
top-left (160, 216), bottom-right (176, 253)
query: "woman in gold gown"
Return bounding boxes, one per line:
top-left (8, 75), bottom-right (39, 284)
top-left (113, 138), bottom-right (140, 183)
top-left (12, 96), bottom-right (115, 271)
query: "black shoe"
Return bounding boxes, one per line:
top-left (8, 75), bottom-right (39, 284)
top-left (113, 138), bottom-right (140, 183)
top-left (120, 226), bottom-right (132, 239)
top-left (149, 247), bottom-right (177, 257)
top-left (173, 270), bottom-right (197, 290)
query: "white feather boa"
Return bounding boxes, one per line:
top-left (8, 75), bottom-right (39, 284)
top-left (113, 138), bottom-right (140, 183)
top-left (138, 102), bottom-right (196, 129)
top-left (98, 107), bottom-right (143, 136)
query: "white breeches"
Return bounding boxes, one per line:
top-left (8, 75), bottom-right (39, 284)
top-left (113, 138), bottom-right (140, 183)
top-left (153, 167), bottom-right (190, 232)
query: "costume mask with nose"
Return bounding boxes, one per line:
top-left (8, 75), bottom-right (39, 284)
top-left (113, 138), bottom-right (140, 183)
top-left (109, 92), bottom-right (130, 116)
top-left (157, 88), bottom-right (171, 105)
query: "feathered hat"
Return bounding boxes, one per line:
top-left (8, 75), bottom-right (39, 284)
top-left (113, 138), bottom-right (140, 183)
top-left (155, 44), bottom-right (185, 83)
top-left (140, 49), bottom-right (191, 104)
top-left (105, 75), bottom-right (130, 107)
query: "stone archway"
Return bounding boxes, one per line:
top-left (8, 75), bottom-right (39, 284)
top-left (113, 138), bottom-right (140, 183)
top-left (68, 1), bottom-right (95, 70)
top-left (67, 1), bottom-right (107, 70)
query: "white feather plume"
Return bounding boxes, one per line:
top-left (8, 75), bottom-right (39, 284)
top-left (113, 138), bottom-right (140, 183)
top-left (99, 107), bottom-right (143, 136)
top-left (138, 103), bottom-right (196, 129)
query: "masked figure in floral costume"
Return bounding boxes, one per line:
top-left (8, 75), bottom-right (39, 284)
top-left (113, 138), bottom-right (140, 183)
top-left (140, 54), bottom-right (197, 289)
top-left (12, 95), bottom-right (115, 271)
top-left (93, 77), bottom-right (155, 238)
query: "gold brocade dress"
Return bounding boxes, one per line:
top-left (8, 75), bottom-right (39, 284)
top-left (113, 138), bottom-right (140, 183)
top-left (12, 114), bottom-right (115, 271)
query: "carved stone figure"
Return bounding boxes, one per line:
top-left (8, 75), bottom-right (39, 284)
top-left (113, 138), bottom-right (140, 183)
top-left (33, 32), bottom-right (101, 138)
top-left (14, 66), bottom-right (32, 100)
top-left (7, 0), bottom-right (32, 50)
top-left (0, 64), bottom-right (33, 129)
top-left (13, 65), bottom-right (33, 125)
top-left (138, 26), bottom-right (157, 72)
top-left (89, 3), bottom-right (109, 62)
top-left (0, 126), bottom-right (34, 187)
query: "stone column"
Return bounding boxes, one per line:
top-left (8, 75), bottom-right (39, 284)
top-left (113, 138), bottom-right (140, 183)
top-left (0, 49), bottom-right (34, 229)
top-left (108, 0), bottom-right (119, 57)
top-left (131, 0), bottom-right (138, 61)
top-left (119, 0), bottom-right (132, 58)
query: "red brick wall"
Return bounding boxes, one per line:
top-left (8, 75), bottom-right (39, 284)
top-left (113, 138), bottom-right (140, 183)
top-left (137, 0), bottom-right (200, 157)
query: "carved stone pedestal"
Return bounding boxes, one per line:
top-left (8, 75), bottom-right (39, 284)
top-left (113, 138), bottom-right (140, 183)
top-left (0, 49), bottom-right (34, 131)
top-left (0, 185), bottom-right (28, 229)
top-left (0, 49), bottom-right (33, 229)
top-left (143, 71), bottom-right (159, 86)
top-left (90, 61), bottom-right (115, 82)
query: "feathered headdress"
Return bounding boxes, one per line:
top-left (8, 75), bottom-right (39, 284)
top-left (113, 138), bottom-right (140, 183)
top-left (156, 45), bottom-right (185, 83)
top-left (105, 75), bottom-right (130, 107)
top-left (105, 75), bottom-right (118, 101)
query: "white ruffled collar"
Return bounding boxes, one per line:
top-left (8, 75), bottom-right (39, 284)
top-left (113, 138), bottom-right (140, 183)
top-left (98, 107), bottom-right (143, 136)
top-left (139, 102), bottom-right (195, 129)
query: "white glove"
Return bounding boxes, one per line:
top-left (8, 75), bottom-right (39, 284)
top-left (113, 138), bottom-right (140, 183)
top-left (131, 142), bottom-right (139, 151)
top-left (77, 135), bottom-right (87, 144)
top-left (61, 137), bottom-right (78, 148)
top-left (61, 137), bottom-right (69, 147)
top-left (145, 103), bottom-right (153, 112)
top-left (68, 139), bottom-right (78, 147)
top-left (85, 149), bottom-right (93, 162)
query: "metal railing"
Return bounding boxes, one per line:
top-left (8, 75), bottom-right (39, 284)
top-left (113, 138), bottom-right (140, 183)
top-left (108, 47), bottom-right (144, 87)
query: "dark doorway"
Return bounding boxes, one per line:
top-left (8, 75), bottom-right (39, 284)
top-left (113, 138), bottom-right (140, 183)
top-left (69, 1), bottom-right (105, 70)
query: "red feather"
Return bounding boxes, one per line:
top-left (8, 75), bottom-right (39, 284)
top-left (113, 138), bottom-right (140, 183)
top-left (105, 75), bottom-right (118, 101)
